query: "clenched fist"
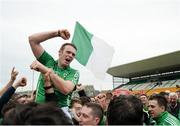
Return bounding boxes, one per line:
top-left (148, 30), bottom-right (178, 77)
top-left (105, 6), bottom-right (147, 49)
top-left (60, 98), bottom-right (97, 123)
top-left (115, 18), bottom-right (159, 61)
top-left (30, 60), bottom-right (48, 74)
top-left (13, 77), bottom-right (27, 89)
top-left (58, 29), bottom-right (70, 40)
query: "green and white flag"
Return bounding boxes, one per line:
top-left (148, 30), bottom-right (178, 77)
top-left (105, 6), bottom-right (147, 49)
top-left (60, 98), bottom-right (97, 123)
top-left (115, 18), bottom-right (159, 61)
top-left (72, 22), bottom-right (114, 79)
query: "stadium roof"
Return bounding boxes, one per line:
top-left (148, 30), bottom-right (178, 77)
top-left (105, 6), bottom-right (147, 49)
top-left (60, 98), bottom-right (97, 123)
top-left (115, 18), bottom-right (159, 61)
top-left (107, 50), bottom-right (180, 78)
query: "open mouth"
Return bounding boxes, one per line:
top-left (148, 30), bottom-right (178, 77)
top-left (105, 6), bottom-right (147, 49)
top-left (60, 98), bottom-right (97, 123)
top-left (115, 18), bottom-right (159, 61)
top-left (65, 58), bottom-right (71, 64)
top-left (65, 58), bottom-right (71, 63)
top-left (149, 112), bottom-right (154, 116)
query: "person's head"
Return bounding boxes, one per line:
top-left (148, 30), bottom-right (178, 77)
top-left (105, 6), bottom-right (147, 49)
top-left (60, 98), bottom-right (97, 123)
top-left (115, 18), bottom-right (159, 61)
top-left (79, 102), bottom-right (103, 126)
top-left (176, 90), bottom-right (180, 99)
top-left (139, 94), bottom-right (148, 106)
top-left (169, 92), bottom-right (178, 107)
top-left (1, 100), bottom-right (16, 118)
top-left (107, 95), bottom-right (143, 125)
top-left (79, 96), bottom-right (91, 105)
top-left (70, 98), bottom-right (82, 108)
top-left (25, 103), bottom-right (73, 125)
top-left (95, 93), bottom-right (106, 110)
top-left (105, 92), bottom-right (113, 110)
top-left (58, 43), bottom-right (77, 68)
top-left (148, 94), bottom-right (167, 119)
top-left (106, 92), bottom-right (113, 100)
top-left (90, 97), bottom-right (96, 103)
top-left (2, 102), bottom-right (39, 125)
top-left (159, 91), bottom-right (170, 103)
top-left (70, 98), bottom-right (82, 117)
top-left (2, 102), bottom-right (73, 125)
top-left (15, 94), bottom-right (29, 104)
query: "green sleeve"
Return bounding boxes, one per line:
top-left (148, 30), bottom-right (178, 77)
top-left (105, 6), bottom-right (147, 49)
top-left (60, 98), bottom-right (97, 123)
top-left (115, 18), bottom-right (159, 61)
top-left (37, 51), bottom-right (55, 66)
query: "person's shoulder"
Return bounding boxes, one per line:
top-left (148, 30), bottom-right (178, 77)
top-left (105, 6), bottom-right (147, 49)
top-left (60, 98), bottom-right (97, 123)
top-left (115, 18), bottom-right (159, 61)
top-left (38, 50), bottom-right (55, 65)
top-left (177, 101), bottom-right (180, 105)
top-left (166, 112), bottom-right (180, 124)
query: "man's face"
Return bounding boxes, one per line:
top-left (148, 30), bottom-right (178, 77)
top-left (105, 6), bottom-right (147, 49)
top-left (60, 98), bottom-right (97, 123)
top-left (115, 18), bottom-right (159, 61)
top-left (17, 96), bottom-right (28, 104)
top-left (148, 100), bottom-right (165, 118)
top-left (79, 106), bottom-right (97, 126)
top-left (177, 92), bottom-right (180, 99)
top-left (169, 95), bottom-right (177, 106)
top-left (95, 93), bottom-right (106, 109)
top-left (72, 102), bottom-right (82, 117)
top-left (140, 95), bottom-right (148, 105)
top-left (164, 95), bottom-right (170, 103)
top-left (59, 45), bottom-right (76, 67)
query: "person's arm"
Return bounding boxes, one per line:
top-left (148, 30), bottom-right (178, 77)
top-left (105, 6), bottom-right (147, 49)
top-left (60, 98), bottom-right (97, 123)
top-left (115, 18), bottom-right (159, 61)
top-left (11, 77), bottom-right (27, 89)
top-left (76, 84), bottom-right (87, 97)
top-left (0, 87), bottom-right (15, 113)
top-left (0, 77), bottom-right (27, 113)
top-left (28, 29), bottom-right (70, 59)
top-left (48, 69), bottom-right (75, 95)
top-left (0, 67), bottom-right (18, 96)
top-left (78, 90), bottom-right (87, 97)
top-left (44, 71), bottom-right (57, 102)
top-left (44, 71), bottom-right (54, 94)
top-left (30, 61), bottom-right (75, 95)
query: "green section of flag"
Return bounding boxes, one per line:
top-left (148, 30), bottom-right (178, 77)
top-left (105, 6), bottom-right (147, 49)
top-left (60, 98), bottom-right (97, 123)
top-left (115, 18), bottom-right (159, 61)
top-left (72, 22), bottom-right (93, 65)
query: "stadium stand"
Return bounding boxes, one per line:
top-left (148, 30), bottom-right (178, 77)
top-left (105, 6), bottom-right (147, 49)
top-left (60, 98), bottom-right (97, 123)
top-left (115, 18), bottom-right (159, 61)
top-left (107, 51), bottom-right (180, 96)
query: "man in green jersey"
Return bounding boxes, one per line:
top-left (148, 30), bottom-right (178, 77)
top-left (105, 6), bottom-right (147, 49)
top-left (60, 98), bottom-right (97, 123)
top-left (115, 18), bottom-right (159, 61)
top-left (148, 94), bottom-right (180, 125)
top-left (29, 29), bottom-right (79, 117)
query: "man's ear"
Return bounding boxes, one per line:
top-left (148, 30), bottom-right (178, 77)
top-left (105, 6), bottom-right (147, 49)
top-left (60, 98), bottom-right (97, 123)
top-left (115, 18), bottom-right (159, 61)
top-left (95, 117), bottom-right (100, 125)
top-left (160, 106), bottom-right (165, 111)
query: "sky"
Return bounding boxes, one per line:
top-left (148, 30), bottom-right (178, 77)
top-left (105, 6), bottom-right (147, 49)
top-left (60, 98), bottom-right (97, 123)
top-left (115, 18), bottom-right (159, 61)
top-left (1, 0), bottom-right (180, 91)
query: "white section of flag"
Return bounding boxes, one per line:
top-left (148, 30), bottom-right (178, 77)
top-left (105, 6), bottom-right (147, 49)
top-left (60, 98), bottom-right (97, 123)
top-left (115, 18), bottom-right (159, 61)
top-left (86, 36), bottom-right (115, 79)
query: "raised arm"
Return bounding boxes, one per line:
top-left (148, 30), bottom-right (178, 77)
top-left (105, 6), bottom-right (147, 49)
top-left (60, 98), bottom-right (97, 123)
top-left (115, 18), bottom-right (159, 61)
top-left (30, 61), bottom-right (75, 95)
top-left (28, 29), bottom-right (70, 59)
top-left (12, 77), bottom-right (27, 89)
top-left (0, 67), bottom-right (18, 96)
top-left (0, 77), bottom-right (27, 113)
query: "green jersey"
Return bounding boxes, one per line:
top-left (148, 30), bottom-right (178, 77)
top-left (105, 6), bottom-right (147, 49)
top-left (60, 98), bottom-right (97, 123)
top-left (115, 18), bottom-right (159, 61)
top-left (154, 111), bottom-right (180, 126)
top-left (35, 51), bottom-right (79, 107)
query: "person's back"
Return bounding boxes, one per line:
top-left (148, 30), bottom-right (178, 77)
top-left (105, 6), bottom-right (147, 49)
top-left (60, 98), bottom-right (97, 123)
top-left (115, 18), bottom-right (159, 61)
top-left (107, 95), bottom-right (143, 125)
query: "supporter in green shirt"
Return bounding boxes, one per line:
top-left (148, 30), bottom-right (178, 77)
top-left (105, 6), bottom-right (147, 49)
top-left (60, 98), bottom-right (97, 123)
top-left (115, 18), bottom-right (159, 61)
top-left (35, 51), bottom-right (79, 107)
top-left (28, 29), bottom-right (79, 116)
top-left (154, 111), bottom-right (180, 125)
top-left (148, 94), bottom-right (180, 125)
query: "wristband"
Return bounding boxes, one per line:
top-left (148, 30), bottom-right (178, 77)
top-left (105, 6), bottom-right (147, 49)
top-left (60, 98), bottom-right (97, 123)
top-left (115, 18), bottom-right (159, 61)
top-left (44, 85), bottom-right (52, 90)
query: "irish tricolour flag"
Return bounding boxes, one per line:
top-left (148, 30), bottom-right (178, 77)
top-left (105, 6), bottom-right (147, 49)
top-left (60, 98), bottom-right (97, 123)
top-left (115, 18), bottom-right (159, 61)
top-left (72, 22), bottom-right (114, 79)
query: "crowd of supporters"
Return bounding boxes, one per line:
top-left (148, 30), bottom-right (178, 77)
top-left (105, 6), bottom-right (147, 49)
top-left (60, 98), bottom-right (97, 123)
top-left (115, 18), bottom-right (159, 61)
top-left (0, 68), bottom-right (179, 125)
